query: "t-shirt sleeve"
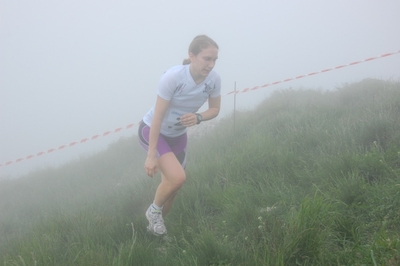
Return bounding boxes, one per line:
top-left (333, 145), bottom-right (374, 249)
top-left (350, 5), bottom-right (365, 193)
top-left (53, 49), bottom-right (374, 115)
top-left (156, 70), bottom-right (176, 101)
top-left (210, 74), bottom-right (221, 98)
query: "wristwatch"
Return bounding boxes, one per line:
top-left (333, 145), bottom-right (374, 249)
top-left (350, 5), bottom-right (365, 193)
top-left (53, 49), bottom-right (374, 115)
top-left (195, 113), bottom-right (203, 124)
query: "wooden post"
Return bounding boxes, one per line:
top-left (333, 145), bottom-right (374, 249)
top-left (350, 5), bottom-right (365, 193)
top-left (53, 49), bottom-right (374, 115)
top-left (233, 81), bottom-right (236, 136)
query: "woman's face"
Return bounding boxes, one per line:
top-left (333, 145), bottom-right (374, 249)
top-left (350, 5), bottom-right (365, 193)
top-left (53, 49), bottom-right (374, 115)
top-left (189, 45), bottom-right (219, 79)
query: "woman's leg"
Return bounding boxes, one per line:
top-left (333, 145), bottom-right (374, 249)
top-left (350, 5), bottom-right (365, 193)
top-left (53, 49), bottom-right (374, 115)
top-left (153, 152), bottom-right (186, 210)
top-left (161, 189), bottom-right (178, 218)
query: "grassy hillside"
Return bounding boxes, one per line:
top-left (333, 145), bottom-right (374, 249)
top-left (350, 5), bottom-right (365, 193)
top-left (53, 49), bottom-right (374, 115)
top-left (1, 79), bottom-right (400, 265)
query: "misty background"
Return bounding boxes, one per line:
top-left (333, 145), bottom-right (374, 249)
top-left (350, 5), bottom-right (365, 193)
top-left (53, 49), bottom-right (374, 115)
top-left (1, 0), bottom-right (399, 178)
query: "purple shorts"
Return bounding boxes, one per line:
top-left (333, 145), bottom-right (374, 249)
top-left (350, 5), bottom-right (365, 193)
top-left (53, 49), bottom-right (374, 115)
top-left (138, 121), bottom-right (187, 168)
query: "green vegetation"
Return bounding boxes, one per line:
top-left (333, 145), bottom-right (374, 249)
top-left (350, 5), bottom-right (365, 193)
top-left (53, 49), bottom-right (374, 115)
top-left (1, 78), bottom-right (400, 265)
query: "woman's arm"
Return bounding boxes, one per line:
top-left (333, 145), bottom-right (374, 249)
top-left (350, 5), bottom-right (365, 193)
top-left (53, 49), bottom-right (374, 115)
top-left (145, 96), bottom-right (170, 177)
top-left (179, 95), bottom-right (221, 126)
top-left (201, 95), bottom-right (221, 121)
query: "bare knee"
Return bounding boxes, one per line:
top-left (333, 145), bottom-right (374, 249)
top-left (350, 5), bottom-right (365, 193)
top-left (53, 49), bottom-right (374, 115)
top-left (168, 172), bottom-right (186, 190)
top-left (158, 152), bottom-right (186, 190)
top-left (176, 172), bottom-right (186, 187)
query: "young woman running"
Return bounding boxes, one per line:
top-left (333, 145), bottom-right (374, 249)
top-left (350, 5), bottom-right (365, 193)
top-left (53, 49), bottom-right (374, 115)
top-left (138, 35), bottom-right (221, 235)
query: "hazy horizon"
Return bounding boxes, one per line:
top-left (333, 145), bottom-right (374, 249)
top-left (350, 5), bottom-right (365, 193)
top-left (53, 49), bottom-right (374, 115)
top-left (1, 0), bottom-right (400, 178)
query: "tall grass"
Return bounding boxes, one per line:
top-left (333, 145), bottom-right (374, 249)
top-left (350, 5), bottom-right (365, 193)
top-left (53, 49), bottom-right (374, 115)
top-left (1, 78), bottom-right (400, 265)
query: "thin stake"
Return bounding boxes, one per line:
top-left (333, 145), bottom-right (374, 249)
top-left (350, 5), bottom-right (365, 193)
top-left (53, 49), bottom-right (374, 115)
top-left (233, 81), bottom-right (236, 136)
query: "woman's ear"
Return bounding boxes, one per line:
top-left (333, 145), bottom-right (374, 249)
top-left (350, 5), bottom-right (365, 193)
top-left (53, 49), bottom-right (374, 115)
top-left (189, 52), bottom-right (195, 62)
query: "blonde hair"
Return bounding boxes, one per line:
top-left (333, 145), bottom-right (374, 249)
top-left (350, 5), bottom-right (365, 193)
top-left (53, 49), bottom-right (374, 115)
top-left (182, 35), bottom-right (219, 65)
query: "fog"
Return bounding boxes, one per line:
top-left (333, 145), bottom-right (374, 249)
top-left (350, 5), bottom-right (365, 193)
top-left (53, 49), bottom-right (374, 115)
top-left (1, 0), bottom-right (400, 178)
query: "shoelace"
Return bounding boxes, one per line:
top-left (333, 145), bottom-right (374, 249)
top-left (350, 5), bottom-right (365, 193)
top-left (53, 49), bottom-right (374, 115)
top-left (154, 214), bottom-right (164, 224)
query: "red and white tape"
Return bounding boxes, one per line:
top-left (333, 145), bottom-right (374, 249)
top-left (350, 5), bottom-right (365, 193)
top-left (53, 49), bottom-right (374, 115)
top-left (1, 124), bottom-right (135, 168)
top-left (1, 50), bottom-right (399, 168)
top-left (225, 50), bottom-right (400, 95)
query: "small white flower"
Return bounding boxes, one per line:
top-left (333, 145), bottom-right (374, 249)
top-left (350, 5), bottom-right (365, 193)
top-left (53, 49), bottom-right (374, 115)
top-left (260, 206), bottom-right (277, 213)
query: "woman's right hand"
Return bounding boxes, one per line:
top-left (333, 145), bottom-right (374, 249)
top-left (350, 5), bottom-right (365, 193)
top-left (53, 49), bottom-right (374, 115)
top-left (144, 155), bottom-right (158, 178)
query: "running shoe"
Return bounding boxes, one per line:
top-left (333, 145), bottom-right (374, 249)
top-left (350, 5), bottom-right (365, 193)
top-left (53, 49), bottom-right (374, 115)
top-left (146, 206), bottom-right (167, 236)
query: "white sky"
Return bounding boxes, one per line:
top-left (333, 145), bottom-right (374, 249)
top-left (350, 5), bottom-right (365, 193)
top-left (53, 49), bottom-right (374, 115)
top-left (1, 0), bottom-right (400, 178)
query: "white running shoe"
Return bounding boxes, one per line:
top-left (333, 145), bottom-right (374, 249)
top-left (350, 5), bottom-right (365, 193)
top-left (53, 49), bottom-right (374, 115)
top-left (146, 206), bottom-right (167, 236)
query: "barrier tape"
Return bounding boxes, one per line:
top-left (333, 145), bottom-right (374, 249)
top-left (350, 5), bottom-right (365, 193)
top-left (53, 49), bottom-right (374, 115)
top-left (225, 50), bottom-right (400, 95)
top-left (1, 50), bottom-right (399, 168)
top-left (1, 124), bottom-right (135, 168)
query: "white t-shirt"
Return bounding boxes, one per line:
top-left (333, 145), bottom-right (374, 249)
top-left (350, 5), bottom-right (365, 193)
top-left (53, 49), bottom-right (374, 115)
top-left (143, 64), bottom-right (221, 137)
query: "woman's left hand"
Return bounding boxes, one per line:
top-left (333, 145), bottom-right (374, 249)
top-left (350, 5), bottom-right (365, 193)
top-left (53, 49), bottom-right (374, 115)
top-left (179, 113), bottom-right (197, 127)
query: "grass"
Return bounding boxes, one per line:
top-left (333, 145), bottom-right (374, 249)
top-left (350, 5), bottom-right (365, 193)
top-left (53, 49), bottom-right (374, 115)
top-left (1, 78), bottom-right (400, 265)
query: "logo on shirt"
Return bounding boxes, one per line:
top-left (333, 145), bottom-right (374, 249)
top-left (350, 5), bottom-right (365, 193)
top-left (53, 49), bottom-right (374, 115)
top-left (203, 83), bottom-right (214, 93)
top-left (174, 83), bottom-right (186, 95)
